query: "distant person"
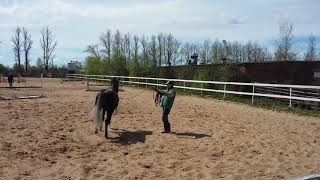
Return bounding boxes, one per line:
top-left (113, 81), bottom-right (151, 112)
top-left (8, 73), bottom-right (13, 88)
top-left (153, 81), bottom-right (176, 133)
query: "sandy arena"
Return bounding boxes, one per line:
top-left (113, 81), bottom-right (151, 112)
top-left (1, 78), bottom-right (320, 180)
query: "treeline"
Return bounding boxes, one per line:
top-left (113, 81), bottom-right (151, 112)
top-left (84, 30), bottom-right (180, 77)
top-left (0, 62), bottom-right (69, 76)
top-left (84, 30), bottom-right (273, 76)
top-left (84, 21), bottom-right (319, 77)
top-left (10, 26), bottom-right (57, 73)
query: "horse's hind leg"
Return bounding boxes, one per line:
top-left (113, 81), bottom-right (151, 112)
top-left (100, 109), bottom-right (105, 132)
top-left (105, 112), bottom-right (112, 139)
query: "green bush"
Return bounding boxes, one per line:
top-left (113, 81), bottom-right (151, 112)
top-left (0, 64), bottom-right (10, 74)
top-left (85, 57), bottom-right (103, 75)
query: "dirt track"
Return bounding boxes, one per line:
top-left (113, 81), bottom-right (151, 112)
top-left (1, 78), bottom-right (320, 180)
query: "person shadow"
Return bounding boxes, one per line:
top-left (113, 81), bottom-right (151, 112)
top-left (110, 129), bottom-right (152, 145)
top-left (171, 132), bottom-right (211, 139)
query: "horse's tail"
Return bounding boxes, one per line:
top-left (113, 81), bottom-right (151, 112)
top-left (93, 93), bottom-right (103, 132)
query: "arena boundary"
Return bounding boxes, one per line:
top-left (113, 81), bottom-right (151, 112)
top-left (67, 74), bottom-right (320, 108)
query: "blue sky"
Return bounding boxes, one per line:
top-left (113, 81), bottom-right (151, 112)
top-left (0, 0), bottom-right (319, 67)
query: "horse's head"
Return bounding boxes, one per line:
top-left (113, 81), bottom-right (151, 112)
top-left (110, 78), bottom-right (119, 92)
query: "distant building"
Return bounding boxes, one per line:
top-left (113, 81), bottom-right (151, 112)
top-left (67, 61), bottom-right (82, 71)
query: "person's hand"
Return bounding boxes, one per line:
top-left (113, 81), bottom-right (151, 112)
top-left (152, 87), bottom-right (161, 94)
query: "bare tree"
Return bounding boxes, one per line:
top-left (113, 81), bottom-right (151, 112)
top-left (140, 35), bottom-right (148, 65)
top-left (123, 33), bottom-right (131, 62)
top-left (22, 27), bottom-right (33, 72)
top-left (251, 42), bottom-right (264, 62)
top-left (36, 57), bottom-right (43, 69)
top-left (304, 34), bottom-right (318, 61)
top-left (165, 33), bottom-right (175, 66)
top-left (210, 40), bottom-right (223, 64)
top-left (133, 35), bottom-right (139, 63)
top-left (191, 43), bottom-right (198, 55)
top-left (100, 30), bottom-right (112, 60)
top-left (150, 35), bottom-right (157, 67)
top-left (261, 48), bottom-right (273, 62)
top-left (229, 41), bottom-right (243, 63)
top-left (84, 44), bottom-right (100, 58)
top-left (40, 26), bottom-right (57, 71)
top-left (157, 33), bottom-right (163, 66)
top-left (11, 26), bottom-right (23, 72)
top-left (181, 42), bottom-right (193, 64)
top-left (243, 41), bottom-right (253, 62)
top-left (275, 20), bottom-right (297, 61)
top-left (112, 30), bottom-right (122, 59)
top-left (162, 35), bottom-right (168, 64)
top-left (172, 39), bottom-right (180, 66)
top-left (200, 39), bottom-right (210, 64)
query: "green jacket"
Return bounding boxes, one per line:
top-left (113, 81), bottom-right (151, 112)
top-left (160, 88), bottom-right (176, 109)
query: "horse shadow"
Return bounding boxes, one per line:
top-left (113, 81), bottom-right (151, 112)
top-left (110, 129), bottom-right (152, 145)
top-left (171, 132), bottom-right (211, 139)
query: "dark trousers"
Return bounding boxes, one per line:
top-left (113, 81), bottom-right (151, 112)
top-left (8, 81), bottom-right (13, 88)
top-left (162, 108), bottom-right (171, 132)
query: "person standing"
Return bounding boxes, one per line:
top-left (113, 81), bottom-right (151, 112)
top-left (154, 81), bottom-right (176, 133)
top-left (8, 73), bottom-right (14, 88)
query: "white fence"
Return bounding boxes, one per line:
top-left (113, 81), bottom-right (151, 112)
top-left (67, 74), bottom-right (320, 108)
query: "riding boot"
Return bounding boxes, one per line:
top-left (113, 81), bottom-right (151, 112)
top-left (163, 123), bottom-right (171, 133)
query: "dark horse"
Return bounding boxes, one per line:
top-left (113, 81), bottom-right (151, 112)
top-left (93, 78), bottom-right (119, 139)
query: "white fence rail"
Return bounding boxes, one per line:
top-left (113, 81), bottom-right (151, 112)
top-left (66, 74), bottom-right (320, 107)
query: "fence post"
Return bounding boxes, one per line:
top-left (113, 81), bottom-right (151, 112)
top-left (87, 79), bottom-right (89, 90)
top-left (201, 83), bottom-right (203, 96)
top-left (145, 79), bottom-right (147, 88)
top-left (289, 88), bottom-right (292, 107)
top-left (183, 81), bottom-right (186, 93)
top-left (252, 85), bottom-right (255, 104)
top-left (41, 73), bottom-right (43, 88)
top-left (223, 84), bottom-right (226, 100)
top-left (120, 77), bottom-right (123, 90)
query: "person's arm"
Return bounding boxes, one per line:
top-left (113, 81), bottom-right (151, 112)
top-left (152, 87), bottom-right (175, 97)
top-left (152, 87), bottom-right (164, 95)
top-left (160, 89), bottom-right (175, 97)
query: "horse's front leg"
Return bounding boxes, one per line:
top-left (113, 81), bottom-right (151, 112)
top-left (114, 98), bottom-right (119, 115)
top-left (100, 109), bottom-right (105, 132)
